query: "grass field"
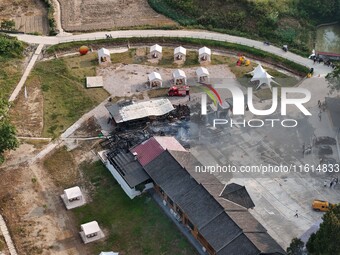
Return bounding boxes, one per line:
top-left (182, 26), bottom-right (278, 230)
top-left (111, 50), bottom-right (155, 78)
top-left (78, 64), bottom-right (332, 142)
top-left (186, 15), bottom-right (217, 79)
top-left (74, 161), bottom-right (197, 255)
top-left (0, 57), bottom-right (24, 100)
top-left (28, 53), bottom-right (109, 138)
top-left (43, 146), bottom-right (79, 187)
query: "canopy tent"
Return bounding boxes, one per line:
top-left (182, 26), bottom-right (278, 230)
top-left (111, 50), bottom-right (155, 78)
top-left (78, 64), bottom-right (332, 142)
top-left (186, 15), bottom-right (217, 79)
top-left (150, 44), bottom-right (162, 54)
top-left (64, 186), bottom-right (82, 200)
top-left (252, 71), bottom-right (279, 90)
top-left (249, 64), bottom-right (279, 90)
top-left (249, 64), bottom-right (266, 78)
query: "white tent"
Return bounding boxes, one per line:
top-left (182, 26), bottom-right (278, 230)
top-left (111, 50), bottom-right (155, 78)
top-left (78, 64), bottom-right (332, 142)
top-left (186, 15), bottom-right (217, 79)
top-left (81, 221), bottom-right (101, 236)
top-left (199, 46), bottom-right (211, 61)
top-left (80, 221), bottom-right (105, 243)
top-left (172, 69), bottom-right (187, 85)
top-left (99, 252), bottom-right (119, 255)
top-left (174, 46), bottom-right (186, 61)
top-left (249, 64), bottom-right (266, 78)
top-left (253, 71), bottom-right (279, 90)
top-left (148, 72), bottom-right (163, 87)
top-left (64, 186), bottom-right (82, 200)
top-left (61, 186), bottom-right (86, 209)
top-left (150, 44), bottom-right (162, 58)
top-left (98, 48), bottom-right (111, 64)
top-left (196, 67), bottom-right (210, 82)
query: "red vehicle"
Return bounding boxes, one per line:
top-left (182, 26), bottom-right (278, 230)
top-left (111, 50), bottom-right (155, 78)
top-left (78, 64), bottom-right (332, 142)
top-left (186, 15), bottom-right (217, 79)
top-left (168, 85), bottom-right (189, 97)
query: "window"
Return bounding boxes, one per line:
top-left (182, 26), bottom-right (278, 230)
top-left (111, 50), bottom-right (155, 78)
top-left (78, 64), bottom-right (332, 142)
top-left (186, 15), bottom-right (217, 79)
top-left (187, 219), bottom-right (194, 231)
top-left (176, 207), bottom-right (183, 217)
top-left (167, 197), bottom-right (174, 207)
top-left (86, 232), bottom-right (97, 238)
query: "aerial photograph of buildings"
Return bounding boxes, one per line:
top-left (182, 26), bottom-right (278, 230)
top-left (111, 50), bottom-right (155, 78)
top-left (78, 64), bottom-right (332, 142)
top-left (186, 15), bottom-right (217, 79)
top-left (0, 0), bottom-right (339, 254)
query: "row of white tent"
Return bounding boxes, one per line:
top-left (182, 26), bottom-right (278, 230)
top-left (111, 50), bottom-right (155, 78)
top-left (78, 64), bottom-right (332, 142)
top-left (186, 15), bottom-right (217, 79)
top-left (249, 64), bottom-right (278, 90)
top-left (151, 44), bottom-right (211, 61)
top-left (148, 67), bottom-right (210, 87)
top-left (98, 45), bottom-right (212, 64)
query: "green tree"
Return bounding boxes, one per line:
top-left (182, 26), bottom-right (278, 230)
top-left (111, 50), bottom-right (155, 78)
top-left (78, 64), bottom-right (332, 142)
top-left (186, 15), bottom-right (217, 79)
top-left (306, 204), bottom-right (340, 255)
top-left (0, 34), bottom-right (24, 58)
top-left (326, 65), bottom-right (340, 93)
top-left (0, 99), bottom-right (18, 164)
top-left (0, 20), bottom-right (15, 31)
top-left (298, 0), bottom-right (340, 23)
top-left (287, 237), bottom-right (304, 255)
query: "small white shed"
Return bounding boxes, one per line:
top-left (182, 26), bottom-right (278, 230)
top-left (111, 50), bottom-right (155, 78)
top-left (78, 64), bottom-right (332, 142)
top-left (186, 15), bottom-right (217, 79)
top-left (150, 44), bottom-right (162, 58)
top-left (196, 67), bottom-right (210, 82)
top-left (80, 221), bottom-right (105, 244)
top-left (199, 46), bottom-right (211, 62)
top-left (61, 186), bottom-right (86, 210)
top-left (174, 46), bottom-right (186, 61)
top-left (98, 48), bottom-right (111, 65)
top-left (148, 72), bottom-right (163, 88)
top-left (172, 69), bottom-right (187, 85)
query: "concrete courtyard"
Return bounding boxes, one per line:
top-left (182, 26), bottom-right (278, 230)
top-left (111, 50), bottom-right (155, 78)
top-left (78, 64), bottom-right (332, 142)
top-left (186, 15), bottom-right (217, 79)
top-left (189, 76), bottom-right (340, 249)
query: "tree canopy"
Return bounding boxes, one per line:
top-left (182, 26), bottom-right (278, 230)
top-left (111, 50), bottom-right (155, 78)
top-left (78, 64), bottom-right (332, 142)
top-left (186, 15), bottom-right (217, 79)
top-left (287, 237), bottom-right (304, 255)
top-left (0, 33), bottom-right (24, 58)
top-left (0, 99), bottom-right (18, 164)
top-left (298, 0), bottom-right (340, 23)
top-left (306, 204), bottom-right (340, 254)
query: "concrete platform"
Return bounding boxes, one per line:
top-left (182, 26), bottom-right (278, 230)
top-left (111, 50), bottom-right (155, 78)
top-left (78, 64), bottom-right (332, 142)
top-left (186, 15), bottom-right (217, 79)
top-left (86, 76), bottom-right (103, 88)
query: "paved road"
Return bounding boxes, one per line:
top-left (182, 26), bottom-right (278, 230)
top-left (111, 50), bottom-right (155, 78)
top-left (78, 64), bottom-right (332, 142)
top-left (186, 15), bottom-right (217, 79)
top-left (11, 30), bottom-right (332, 76)
top-left (9, 44), bottom-right (44, 102)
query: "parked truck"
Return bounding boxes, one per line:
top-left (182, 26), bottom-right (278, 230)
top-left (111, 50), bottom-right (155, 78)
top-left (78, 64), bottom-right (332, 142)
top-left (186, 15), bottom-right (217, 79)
top-left (168, 85), bottom-right (189, 97)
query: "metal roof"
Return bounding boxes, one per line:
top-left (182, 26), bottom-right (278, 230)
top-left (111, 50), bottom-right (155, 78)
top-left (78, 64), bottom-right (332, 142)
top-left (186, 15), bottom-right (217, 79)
top-left (130, 137), bottom-right (165, 166)
top-left (107, 150), bottom-right (150, 187)
top-left (106, 99), bottom-right (174, 123)
top-left (220, 183), bottom-right (255, 209)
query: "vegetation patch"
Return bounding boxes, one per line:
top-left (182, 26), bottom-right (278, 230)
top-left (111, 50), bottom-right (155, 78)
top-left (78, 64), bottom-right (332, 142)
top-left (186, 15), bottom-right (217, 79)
top-left (43, 146), bottom-right (78, 188)
top-left (75, 161), bottom-right (196, 255)
top-left (0, 34), bottom-right (25, 99)
top-left (29, 54), bottom-right (109, 138)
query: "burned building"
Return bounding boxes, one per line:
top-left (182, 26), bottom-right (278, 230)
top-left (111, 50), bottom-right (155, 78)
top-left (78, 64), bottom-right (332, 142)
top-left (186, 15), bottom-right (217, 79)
top-left (105, 99), bottom-right (175, 129)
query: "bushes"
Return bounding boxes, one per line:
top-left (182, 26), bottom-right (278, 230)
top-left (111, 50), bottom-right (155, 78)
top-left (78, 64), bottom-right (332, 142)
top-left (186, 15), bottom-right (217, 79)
top-left (0, 34), bottom-right (24, 58)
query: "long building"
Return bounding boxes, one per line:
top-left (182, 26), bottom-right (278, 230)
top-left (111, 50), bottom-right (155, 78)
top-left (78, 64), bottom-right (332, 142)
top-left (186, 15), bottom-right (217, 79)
top-left (99, 136), bottom-right (286, 255)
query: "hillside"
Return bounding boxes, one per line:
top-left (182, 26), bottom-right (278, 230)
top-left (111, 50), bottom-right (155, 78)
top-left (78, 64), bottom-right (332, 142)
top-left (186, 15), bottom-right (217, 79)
top-left (148, 0), bottom-right (340, 55)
